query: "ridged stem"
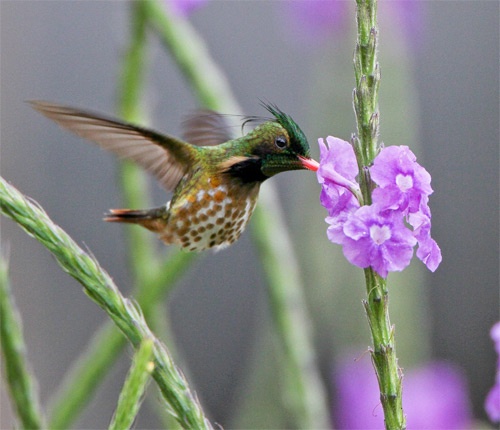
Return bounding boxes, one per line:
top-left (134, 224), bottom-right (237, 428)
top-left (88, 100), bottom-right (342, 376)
top-left (0, 176), bottom-right (213, 430)
top-left (144, 1), bottom-right (331, 427)
top-left (353, 1), bottom-right (405, 429)
top-left (47, 4), bottom-right (197, 427)
top-left (47, 245), bottom-right (197, 429)
top-left (109, 338), bottom-right (154, 430)
top-left (0, 255), bottom-right (45, 429)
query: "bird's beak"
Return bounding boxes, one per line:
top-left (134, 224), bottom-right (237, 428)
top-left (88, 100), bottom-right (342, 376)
top-left (298, 155), bottom-right (319, 172)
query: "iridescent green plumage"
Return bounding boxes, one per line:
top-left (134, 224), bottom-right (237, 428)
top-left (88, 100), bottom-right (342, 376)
top-left (30, 101), bottom-right (318, 251)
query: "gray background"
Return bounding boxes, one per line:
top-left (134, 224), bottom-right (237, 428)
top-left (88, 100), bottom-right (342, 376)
top-left (1, 1), bottom-right (498, 428)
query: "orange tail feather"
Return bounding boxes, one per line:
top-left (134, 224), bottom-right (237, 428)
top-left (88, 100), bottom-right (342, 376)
top-left (104, 208), bottom-right (166, 233)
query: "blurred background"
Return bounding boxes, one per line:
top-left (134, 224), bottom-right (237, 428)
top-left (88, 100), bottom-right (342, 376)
top-left (1, 1), bottom-right (498, 429)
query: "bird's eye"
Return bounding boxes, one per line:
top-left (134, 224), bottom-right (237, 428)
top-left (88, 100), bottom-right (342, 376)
top-left (275, 136), bottom-right (287, 149)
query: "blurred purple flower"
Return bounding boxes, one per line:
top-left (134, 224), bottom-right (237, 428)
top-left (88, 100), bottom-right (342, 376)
top-left (166, 0), bottom-right (208, 16)
top-left (284, 0), bottom-right (349, 42)
top-left (486, 384), bottom-right (500, 423)
top-left (283, 0), bottom-right (425, 45)
top-left (381, 0), bottom-right (426, 46)
top-left (485, 322), bottom-right (500, 422)
top-left (334, 356), bottom-right (472, 429)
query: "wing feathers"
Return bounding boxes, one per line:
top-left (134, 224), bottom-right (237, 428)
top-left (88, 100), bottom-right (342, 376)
top-left (29, 101), bottom-right (198, 192)
top-left (182, 109), bottom-right (235, 146)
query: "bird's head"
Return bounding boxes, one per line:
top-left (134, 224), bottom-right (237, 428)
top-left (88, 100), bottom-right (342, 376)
top-left (222, 104), bottom-right (319, 183)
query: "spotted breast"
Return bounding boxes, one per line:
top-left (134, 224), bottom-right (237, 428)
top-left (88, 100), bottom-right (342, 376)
top-left (159, 176), bottom-right (259, 252)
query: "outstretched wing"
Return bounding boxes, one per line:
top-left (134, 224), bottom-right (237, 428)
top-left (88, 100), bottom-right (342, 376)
top-left (182, 109), bottom-right (236, 146)
top-left (29, 100), bottom-right (199, 191)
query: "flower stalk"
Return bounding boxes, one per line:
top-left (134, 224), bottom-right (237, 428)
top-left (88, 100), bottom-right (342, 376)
top-left (0, 176), bottom-right (213, 430)
top-left (353, 0), bottom-right (406, 428)
top-left (0, 255), bottom-right (45, 430)
top-left (47, 4), bottom-right (198, 427)
top-left (144, 1), bottom-right (331, 428)
top-left (109, 338), bottom-right (155, 430)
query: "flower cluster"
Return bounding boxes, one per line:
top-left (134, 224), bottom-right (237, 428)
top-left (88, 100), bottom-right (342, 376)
top-left (317, 136), bottom-right (441, 277)
top-left (485, 322), bottom-right (500, 423)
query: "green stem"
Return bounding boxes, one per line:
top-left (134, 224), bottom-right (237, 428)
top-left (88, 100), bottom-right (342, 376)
top-left (48, 323), bottom-right (124, 429)
top-left (109, 338), bottom-right (154, 430)
top-left (0, 177), bottom-right (213, 430)
top-left (117, 5), bottom-right (202, 427)
top-left (117, 0), bottom-right (158, 286)
top-left (252, 191), bottom-right (330, 429)
top-left (144, 1), bottom-right (330, 427)
top-left (144, 0), bottom-right (240, 114)
top-left (47, 249), bottom-right (197, 429)
top-left (147, 304), bottom-right (186, 430)
top-left (0, 255), bottom-right (45, 430)
top-left (47, 3), bottom-right (198, 426)
top-left (353, 1), bottom-right (405, 429)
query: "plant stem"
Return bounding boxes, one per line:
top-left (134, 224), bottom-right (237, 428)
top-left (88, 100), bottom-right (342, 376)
top-left (117, 5), bottom-right (201, 428)
top-left (143, 0), bottom-right (240, 115)
top-left (252, 191), bottom-right (330, 429)
top-left (0, 176), bottom-right (213, 430)
top-left (362, 268), bottom-right (404, 430)
top-left (353, 1), bottom-right (405, 429)
top-left (0, 255), bottom-right (45, 430)
top-left (145, 1), bottom-right (331, 427)
top-left (47, 249), bottom-right (197, 429)
top-left (47, 4), bottom-right (199, 426)
top-left (109, 338), bottom-right (154, 430)
top-left (48, 323), bottom-right (124, 429)
top-left (117, 0), bottom-right (158, 286)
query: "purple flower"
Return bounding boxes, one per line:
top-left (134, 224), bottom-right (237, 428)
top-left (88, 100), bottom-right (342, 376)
top-left (166, 0), bottom-right (208, 16)
top-left (317, 137), bottom-right (441, 276)
top-left (340, 205), bottom-right (417, 277)
top-left (485, 322), bottom-right (500, 422)
top-left (408, 198), bottom-right (442, 272)
top-left (317, 136), bottom-right (360, 216)
top-left (371, 145), bottom-right (432, 214)
top-left (317, 137), bottom-right (363, 248)
top-left (486, 384), bottom-right (500, 423)
top-left (492, 321), bottom-right (500, 357)
top-left (334, 356), bottom-right (472, 429)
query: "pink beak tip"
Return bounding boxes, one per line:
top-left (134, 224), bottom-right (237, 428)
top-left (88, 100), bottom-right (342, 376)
top-left (298, 155), bottom-right (320, 172)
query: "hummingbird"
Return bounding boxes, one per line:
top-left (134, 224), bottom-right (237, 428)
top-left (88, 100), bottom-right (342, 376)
top-left (29, 101), bottom-right (319, 252)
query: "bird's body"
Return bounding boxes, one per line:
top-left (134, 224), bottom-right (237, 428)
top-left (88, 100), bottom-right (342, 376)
top-left (30, 101), bottom-right (319, 251)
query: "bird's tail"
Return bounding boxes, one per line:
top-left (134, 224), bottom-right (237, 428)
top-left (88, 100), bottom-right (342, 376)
top-left (104, 207), bottom-right (168, 233)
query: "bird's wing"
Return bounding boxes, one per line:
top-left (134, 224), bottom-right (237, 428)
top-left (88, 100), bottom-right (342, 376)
top-left (29, 101), bottom-right (199, 191)
top-left (182, 109), bottom-right (236, 146)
